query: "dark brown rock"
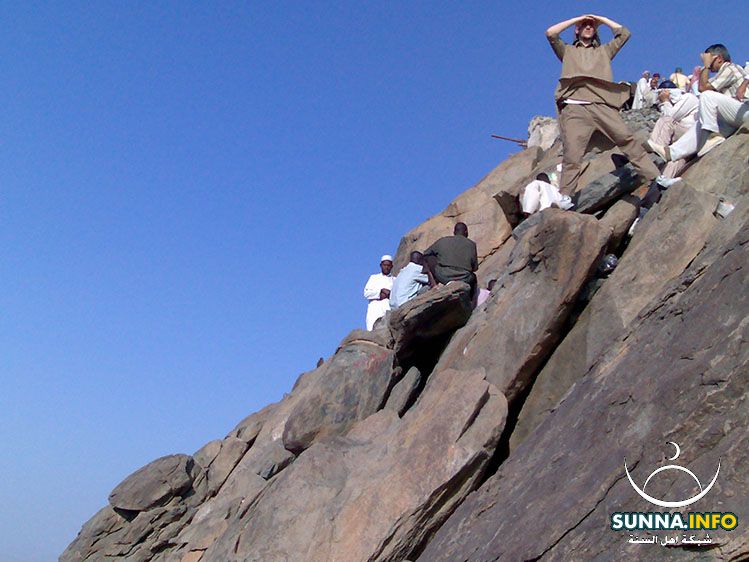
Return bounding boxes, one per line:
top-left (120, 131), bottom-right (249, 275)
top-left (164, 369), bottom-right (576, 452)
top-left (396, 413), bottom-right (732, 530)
top-left (573, 154), bottom-right (663, 214)
top-left (383, 366), bottom-right (421, 416)
top-left (108, 454), bottom-right (194, 512)
top-left (282, 339), bottom-right (395, 453)
top-left (434, 209), bottom-right (609, 402)
top-left (388, 282), bottom-right (473, 361)
top-left (202, 367), bottom-right (507, 562)
top-left (511, 183), bottom-right (718, 450)
top-left (598, 194), bottom-right (640, 252)
top-left (419, 215), bottom-right (749, 562)
top-left (682, 133), bottom-right (749, 201)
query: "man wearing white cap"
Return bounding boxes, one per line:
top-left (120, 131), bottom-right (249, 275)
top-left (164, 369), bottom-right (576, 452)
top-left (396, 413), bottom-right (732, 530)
top-left (363, 254), bottom-right (394, 330)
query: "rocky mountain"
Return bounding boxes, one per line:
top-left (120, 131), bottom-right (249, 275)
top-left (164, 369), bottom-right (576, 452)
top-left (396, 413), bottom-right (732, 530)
top-left (62, 112), bottom-right (748, 562)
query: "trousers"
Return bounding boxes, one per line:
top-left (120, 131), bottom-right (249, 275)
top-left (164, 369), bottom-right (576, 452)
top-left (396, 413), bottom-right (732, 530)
top-left (558, 103), bottom-right (660, 196)
top-left (670, 92), bottom-right (749, 161)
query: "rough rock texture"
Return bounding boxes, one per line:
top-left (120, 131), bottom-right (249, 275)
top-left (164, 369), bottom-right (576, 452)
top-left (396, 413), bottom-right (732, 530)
top-left (527, 115), bottom-right (559, 151)
top-left (388, 281), bottom-right (472, 360)
top-left (63, 109), bottom-right (749, 562)
top-left (393, 187), bottom-right (512, 269)
top-left (574, 153), bottom-right (664, 214)
top-left (108, 455), bottom-right (194, 513)
top-left (682, 132), bottom-right (749, 201)
top-left (202, 368), bottom-right (507, 562)
top-left (598, 194), bottom-right (639, 252)
top-left (419, 213), bottom-right (748, 562)
top-left (282, 337), bottom-right (396, 453)
top-left (384, 366), bottom-right (421, 416)
top-left (511, 182), bottom-right (718, 450)
top-left (435, 209), bottom-right (609, 401)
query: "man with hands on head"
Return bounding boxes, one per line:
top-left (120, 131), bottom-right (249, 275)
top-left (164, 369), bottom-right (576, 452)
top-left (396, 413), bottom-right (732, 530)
top-left (546, 14), bottom-right (662, 201)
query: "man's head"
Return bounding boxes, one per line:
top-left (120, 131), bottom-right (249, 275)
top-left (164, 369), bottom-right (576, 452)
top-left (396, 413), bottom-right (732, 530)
top-left (653, 72), bottom-right (661, 80)
top-left (704, 44), bottom-right (731, 71)
top-left (410, 251), bottom-right (423, 265)
top-left (536, 173), bottom-right (551, 183)
top-left (454, 222), bottom-right (469, 237)
top-left (380, 254), bottom-right (393, 275)
top-left (574, 18), bottom-right (600, 46)
top-left (642, 70), bottom-right (651, 79)
top-left (675, 67), bottom-right (683, 74)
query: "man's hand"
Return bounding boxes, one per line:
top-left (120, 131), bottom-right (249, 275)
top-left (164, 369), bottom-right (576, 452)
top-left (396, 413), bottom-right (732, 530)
top-left (379, 289), bottom-right (390, 300)
top-left (700, 52), bottom-right (716, 68)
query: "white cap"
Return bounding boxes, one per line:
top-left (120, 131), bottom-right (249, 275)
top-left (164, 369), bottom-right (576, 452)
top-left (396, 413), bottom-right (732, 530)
top-left (380, 254), bottom-right (393, 263)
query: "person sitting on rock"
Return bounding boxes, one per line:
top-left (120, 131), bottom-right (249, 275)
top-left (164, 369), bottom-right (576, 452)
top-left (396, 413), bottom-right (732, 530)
top-left (476, 279), bottom-right (497, 307)
top-left (545, 14), bottom-right (662, 200)
top-left (520, 173), bottom-right (574, 216)
top-left (648, 44), bottom-right (749, 162)
top-left (649, 84), bottom-right (699, 178)
top-left (389, 251), bottom-right (432, 309)
top-left (423, 222), bottom-right (478, 299)
top-left (363, 254), bottom-right (394, 330)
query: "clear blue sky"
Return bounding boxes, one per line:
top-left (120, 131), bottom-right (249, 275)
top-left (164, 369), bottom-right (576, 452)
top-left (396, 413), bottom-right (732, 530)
top-left (1, 2), bottom-right (745, 560)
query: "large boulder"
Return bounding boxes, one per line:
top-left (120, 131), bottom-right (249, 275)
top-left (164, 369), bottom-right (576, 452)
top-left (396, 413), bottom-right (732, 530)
top-left (419, 215), bottom-right (749, 562)
top-left (388, 281), bottom-right (472, 360)
top-left (682, 132), bottom-right (749, 201)
top-left (201, 367), bottom-right (507, 562)
top-left (282, 337), bottom-right (396, 453)
top-left (434, 209), bottom-right (609, 401)
top-left (108, 454), bottom-right (194, 513)
top-left (511, 182), bottom-right (719, 450)
top-left (393, 190), bottom-right (511, 270)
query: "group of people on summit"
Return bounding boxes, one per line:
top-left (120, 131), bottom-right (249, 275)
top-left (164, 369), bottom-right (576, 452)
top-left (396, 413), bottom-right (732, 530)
top-left (363, 14), bottom-right (747, 329)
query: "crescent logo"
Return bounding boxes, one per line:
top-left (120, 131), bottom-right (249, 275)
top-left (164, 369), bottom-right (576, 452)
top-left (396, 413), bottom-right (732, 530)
top-left (624, 443), bottom-right (720, 509)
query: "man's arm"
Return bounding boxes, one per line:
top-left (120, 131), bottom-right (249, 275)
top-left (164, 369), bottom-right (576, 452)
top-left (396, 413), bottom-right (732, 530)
top-left (363, 276), bottom-right (381, 300)
top-left (698, 54), bottom-right (715, 92)
top-left (545, 16), bottom-right (586, 61)
top-left (736, 79), bottom-right (748, 101)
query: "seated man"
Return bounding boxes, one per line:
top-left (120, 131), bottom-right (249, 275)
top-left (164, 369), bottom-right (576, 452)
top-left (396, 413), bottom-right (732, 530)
top-left (423, 222), bottom-right (479, 298)
top-left (363, 255), bottom-right (394, 330)
top-left (389, 251), bottom-right (431, 309)
top-left (649, 44), bottom-right (748, 162)
top-left (520, 173), bottom-right (574, 216)
top-left (649, 86), bottom-right (699, 178)
top-left (476, 279), bottom-right (497, 307)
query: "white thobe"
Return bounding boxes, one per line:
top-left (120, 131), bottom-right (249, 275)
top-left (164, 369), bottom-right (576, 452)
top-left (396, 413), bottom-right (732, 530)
top-left (520, 180), bottom-right (572, 214)
top-left (363, 273), bottom-right (393, 330)
top-left (633, 78), bottom-right (651, 109)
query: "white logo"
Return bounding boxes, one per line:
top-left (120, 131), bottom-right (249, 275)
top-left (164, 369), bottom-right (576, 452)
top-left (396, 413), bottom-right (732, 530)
top-left (624, 442), bottom-right (720, 508)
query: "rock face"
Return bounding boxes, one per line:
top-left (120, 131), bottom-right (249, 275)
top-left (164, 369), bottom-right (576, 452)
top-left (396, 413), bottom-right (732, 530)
top-left (62, 110), bottom-right (749, 562)
top-left (419, 213), bottom-right (749, 562)
top-left (108, 455), bottom-right (194, 513)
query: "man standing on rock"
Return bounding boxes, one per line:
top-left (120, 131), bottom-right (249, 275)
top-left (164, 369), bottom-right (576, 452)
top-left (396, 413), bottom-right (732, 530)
top-left (363, 255), bottom-right (394, 330)
top-left (546, 14), bottom-right (661, 199)
top-left (423, 222), bottom-right (478, 299)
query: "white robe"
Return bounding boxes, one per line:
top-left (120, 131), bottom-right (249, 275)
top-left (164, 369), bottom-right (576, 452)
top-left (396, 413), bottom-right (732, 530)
top-left (633, 77), bottom-right (651, 109)
top-left (363, 273), bottom-right (393, 330)
top-left (520, 180), bottom-right (573, 214)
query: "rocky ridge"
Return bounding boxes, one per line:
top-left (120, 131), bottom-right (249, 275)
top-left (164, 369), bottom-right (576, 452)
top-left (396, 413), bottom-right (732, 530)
top-left (62, 111), bottom-right (749, 562)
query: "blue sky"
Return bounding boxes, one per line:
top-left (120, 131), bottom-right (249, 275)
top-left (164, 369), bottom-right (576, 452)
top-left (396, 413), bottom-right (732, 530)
top-left (1, 2), bottom-right (746, 560)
